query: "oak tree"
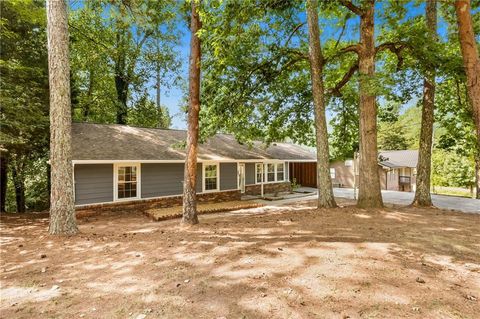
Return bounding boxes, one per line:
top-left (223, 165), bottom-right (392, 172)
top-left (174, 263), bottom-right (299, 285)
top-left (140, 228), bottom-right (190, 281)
top-left (413, 0), bottom-right (438, 207)
top-left (306, 0), bottom-right (336, 208)
top-left (455, 0), bottom-right (480, 198)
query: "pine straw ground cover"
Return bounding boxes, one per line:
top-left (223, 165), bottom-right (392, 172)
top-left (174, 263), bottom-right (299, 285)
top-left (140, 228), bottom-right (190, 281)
top-left (1, 198), bottom-right (479, 319)
top-left (144, 200), bottom-right (264, 221)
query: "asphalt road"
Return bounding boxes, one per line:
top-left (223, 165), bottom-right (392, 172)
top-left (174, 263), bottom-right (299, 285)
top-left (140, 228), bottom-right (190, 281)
top-left (332, 188), bottom-right (479, 213)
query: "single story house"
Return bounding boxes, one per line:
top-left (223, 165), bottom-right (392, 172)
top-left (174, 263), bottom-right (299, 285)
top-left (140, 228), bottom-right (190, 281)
top-left (290, 150), bottom-right (418, 192)
top-left (329, 150), bottom-right (418, 192)
top-left (72, 123), bottom-right (316, 209)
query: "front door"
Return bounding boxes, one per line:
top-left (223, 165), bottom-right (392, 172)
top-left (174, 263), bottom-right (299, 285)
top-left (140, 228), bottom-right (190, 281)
top-left (238, 164), bottom-right (245, 193)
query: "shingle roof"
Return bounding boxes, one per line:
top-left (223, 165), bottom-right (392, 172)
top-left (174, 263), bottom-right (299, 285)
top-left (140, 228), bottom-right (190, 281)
top-left (378, 150), bottom-right (418, 168)
top-left (72, 123), bottom-right (316, 161)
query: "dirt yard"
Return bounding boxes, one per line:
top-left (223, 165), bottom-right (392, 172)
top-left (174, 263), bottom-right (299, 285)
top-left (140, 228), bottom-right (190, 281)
top-left (1, 199), bottom-right (479, 319)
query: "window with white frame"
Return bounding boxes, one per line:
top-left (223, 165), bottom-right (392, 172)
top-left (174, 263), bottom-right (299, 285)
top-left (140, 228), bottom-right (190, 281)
top-left (330, 168), bottom-right (336, 179)
top-left (277, 163), bottom-right (285, 181)
top-left (255, 163), bottom-right (263, 184)
top-left (267, 163), bottom-right (275, 182)
top-left (116, 164), bottom-right (139, 200)
top-left (204, 164), bottom-right (218, 191)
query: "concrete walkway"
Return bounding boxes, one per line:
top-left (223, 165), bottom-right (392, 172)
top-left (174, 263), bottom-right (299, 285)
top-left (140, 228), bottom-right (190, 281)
top-left (288, 187), bottom-right (479, 213)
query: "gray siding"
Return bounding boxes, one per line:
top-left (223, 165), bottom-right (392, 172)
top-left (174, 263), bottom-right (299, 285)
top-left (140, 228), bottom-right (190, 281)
top-left (142, 163), bottom-right (202, 198)
top-left (220, 163), bottom-right (238, 190)
top-left (74, 164), bottom-right (113, 205)
top-left (245, 163), bottom-right (256, 185)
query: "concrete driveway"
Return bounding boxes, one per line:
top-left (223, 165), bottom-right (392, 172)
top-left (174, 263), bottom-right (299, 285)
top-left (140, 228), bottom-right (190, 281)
top-left (331, 188), bottom-right (479, 213)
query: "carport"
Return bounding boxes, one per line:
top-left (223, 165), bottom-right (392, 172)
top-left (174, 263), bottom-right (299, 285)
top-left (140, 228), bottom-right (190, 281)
top-left (289, 161), bottom-right (317, 188)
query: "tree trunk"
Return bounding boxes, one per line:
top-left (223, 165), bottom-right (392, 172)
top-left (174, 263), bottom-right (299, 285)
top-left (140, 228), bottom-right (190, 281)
top-left (0, 153), bottom-right (7, 212)
top-left (413, 0), bottom-right (437, 207)
top-left (182, 0), bottom-right (201, 225)
top-left (357, 1), bottom-right (383, 208)
top-left (455, 0), bottom-right (480, 198)
top-left (82, 68), bottom-right (94, 120)
top-left (156, 38), bottom-right (163, 128)
top-left (11, 160), bottom-right (26, 213)
top-left (306, 0), bottom-right (337, 208)
top-left (46, 0), bottom-right (78, 235)
top-left (114, 72), bottom-right (128, 125)
top-left (114, 24), bottom-right (129, 125)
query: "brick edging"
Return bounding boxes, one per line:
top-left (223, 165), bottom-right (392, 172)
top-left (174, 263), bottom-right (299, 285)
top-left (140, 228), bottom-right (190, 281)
top-left (76, 190), bottom-right (242, 218)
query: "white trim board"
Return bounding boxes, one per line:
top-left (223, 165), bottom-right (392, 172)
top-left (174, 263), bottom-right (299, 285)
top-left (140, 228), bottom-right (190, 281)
top-left (255, 161), bottom-right (287, 184)
top-left (202, 161), bottom-right (220, 193)
top-left (113, 163), bottom-right (141, 202)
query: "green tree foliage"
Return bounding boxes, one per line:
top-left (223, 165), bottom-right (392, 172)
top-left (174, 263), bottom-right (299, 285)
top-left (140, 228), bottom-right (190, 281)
top-left (377, 105), bottom-right (421, 151)
top-left (200, 0), bottom-right (314, 145)
top-left (432, 149), bottom-right (475, 189)
top-left (69, 0), bottom-right (180, 126)
top-left (199, 1), bottom-right (438, 154)
top-left (328, 91), bottom-right (359, 160)
top-left (378, 122), bottom-right (410, 151)
top-left (127, 94), bottom-right (172, 128)
top-left (0, 0), bottom-right (50, 212)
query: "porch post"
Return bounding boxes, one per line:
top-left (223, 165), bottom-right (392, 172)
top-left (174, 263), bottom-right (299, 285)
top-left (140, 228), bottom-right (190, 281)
top-left (260, 163), bottom-right (264, 198)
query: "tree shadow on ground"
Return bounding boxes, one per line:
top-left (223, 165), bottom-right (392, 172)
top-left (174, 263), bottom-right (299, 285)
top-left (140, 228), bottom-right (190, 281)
top-left (1, 201), bottom-right (479, 318)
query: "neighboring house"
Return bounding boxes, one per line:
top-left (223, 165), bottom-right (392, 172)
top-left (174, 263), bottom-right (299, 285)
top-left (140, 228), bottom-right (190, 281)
top-left (377, 150), bottom-right (418, 192)
top-left (72, 123), bottom-right (316, 208)
top-left (329, 150), bottom-right (418, 192)
top-left (290, 150), bottom-right (418, 192)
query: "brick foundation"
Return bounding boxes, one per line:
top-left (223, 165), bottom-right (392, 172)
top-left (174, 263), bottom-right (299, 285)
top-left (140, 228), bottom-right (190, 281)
top-left (76, 190), bottom-right (241, 217)
top-left (244, 182), bottom-right (291, 196)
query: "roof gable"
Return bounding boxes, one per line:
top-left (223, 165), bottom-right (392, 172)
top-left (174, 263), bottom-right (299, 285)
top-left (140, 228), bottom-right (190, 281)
top-left (378, 150), bottom-right (418, 168)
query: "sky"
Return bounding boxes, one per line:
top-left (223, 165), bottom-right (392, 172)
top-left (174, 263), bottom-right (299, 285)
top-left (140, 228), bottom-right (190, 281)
top-left (151, 23), bottom-right (190, 129)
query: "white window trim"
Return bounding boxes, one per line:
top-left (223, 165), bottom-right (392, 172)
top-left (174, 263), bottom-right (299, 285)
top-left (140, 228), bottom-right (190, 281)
top-left (113, 163), bottom-right (141, 202)
top-left (255, 163), bottom-right (263, 184)
top-left (266, 163), bottom-right (276, 183)
top-left (330, 168), bottom-right (336, 179)
top-left (276, 162), bottom-right (285, 182)
top-left (255, 161), bottom-right (287, 184)
top-left (202, 162), bottom-right (220, 193)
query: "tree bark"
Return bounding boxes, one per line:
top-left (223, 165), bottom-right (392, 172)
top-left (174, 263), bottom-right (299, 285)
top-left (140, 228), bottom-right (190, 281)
top-left (182, 0), bottom-right (201, 225)
top-left (413, 0), bottom-right (437, 207)
top-left (455, 0), bottom-right (480, 200)
top-left (306, 0), bottom-right (337, 208)
top-left (156, 38), bottom-right (163, 128)
top-left (114, 21), bottom-right (129, 125)
top-left (46, 0), bottom-right (78, 235)
top-left (82, 68), bottom-right (94, 120)
top-left (114, 72), bottom-right (128, 124)
top-left (0, 153), bottom-right (7, 212)
top-left (357, 1), bottom-right (383, 208)
top-left (11, 159), bottom-right (26, 213)
top-left (156, 65), bottom-right (164, 128)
